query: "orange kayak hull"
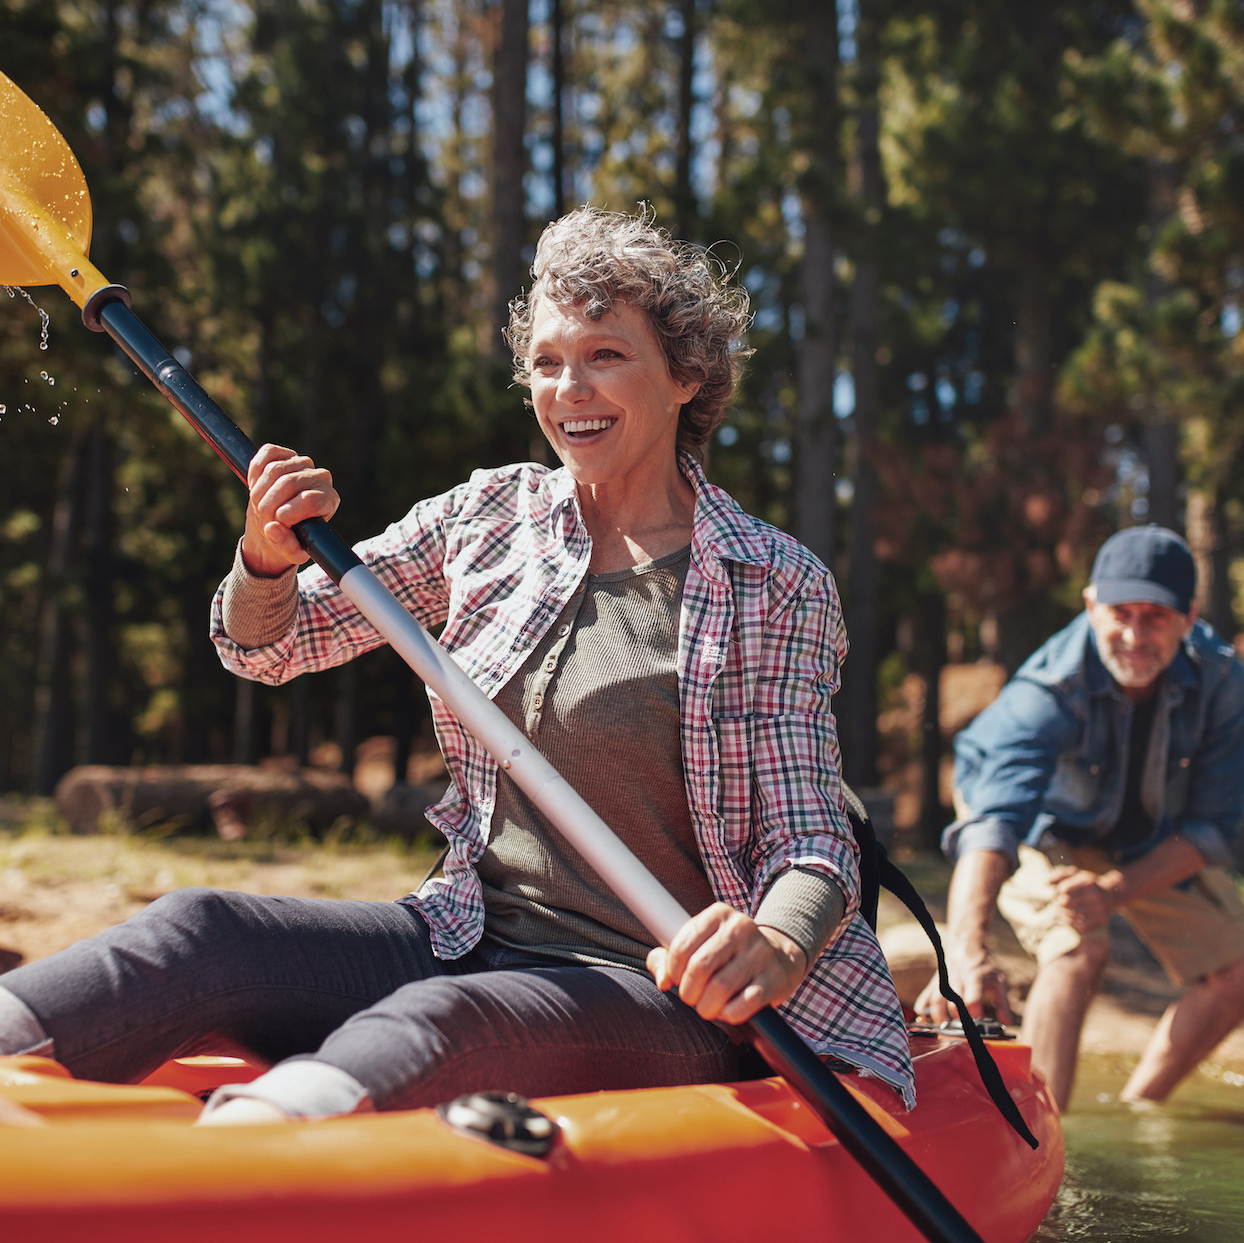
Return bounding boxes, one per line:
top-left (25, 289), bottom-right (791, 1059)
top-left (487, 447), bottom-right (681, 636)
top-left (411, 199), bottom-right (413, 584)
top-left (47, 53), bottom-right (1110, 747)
top-left (0, 1034), bottom-right (1062, 1242)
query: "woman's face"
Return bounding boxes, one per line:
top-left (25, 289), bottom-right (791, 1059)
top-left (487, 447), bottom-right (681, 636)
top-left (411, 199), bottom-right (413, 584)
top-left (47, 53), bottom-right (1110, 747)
top-left (528, 299), bottom-right (698, 492)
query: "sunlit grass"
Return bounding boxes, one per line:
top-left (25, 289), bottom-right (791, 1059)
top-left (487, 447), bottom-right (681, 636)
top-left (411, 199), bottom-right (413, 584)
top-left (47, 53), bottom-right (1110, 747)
top-left (0, 796), bottom-right (445, 963)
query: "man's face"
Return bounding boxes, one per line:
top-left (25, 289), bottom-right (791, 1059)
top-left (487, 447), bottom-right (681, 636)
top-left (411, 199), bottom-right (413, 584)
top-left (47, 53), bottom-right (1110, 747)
top-left (1083, 587), bottom-right (1197, 698)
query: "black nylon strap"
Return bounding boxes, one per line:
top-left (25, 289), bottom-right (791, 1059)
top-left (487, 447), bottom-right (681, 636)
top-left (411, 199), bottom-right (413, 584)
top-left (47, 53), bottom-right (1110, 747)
top-left (839, 784), bottom-right (1038, 1149)
top-left (878, 853), bottom-right (1039, 1149)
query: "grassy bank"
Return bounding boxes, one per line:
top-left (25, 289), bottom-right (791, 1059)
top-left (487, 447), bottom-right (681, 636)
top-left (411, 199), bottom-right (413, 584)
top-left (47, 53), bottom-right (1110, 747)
top-left (0, 797), bottom-right (443, 965)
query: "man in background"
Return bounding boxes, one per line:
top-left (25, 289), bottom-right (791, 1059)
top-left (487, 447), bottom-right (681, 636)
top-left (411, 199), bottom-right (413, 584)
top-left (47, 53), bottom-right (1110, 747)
top-left (918, 526), bottom-right (1244, 1110)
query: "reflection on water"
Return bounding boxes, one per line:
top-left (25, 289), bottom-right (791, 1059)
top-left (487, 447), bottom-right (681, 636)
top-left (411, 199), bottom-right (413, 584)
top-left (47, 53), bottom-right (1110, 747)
top-left (1032, 1055), bottom-right (1244, 1242)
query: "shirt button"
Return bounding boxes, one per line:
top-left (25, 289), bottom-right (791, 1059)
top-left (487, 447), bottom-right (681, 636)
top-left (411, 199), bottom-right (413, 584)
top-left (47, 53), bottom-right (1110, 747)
top-left (558, 624), bottom-right (571, 637)
top-left (1179, 757), bottom-right (1190, 768)
top-left (533, 693), bottom-right (544, 709)
top-left (544, 658), bottom-right (557, 672)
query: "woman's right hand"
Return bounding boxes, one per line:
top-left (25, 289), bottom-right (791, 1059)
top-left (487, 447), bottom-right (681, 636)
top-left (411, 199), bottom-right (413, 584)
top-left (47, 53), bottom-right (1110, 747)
top-left (241, 444), bottom-right (340, 576)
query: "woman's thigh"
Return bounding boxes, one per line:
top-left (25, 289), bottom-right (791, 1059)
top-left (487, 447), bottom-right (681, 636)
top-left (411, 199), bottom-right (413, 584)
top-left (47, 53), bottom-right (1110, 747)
top-left (313, 960), bottom-right (739, 1110)
top-left (1, 889), bottom-right (457, 1082)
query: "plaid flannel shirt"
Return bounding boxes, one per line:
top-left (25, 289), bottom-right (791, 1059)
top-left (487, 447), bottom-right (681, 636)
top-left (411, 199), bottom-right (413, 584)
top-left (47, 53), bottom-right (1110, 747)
top-left (211, 454), bottom-right (915, 1107)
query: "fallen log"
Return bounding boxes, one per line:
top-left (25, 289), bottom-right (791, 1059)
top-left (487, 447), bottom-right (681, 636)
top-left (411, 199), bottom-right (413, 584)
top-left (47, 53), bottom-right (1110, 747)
top-left (55, 765), bottom-right (370, 836)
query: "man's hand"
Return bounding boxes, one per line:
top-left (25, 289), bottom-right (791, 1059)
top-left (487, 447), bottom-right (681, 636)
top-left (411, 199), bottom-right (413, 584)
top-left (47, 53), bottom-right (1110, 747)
top-left (646, 903), bottom-right (807, 1025)
top-left (914, 848), bottom-right (1015, 1026)
top-left (241, 444), bottom-right (340, 577)
top-left (1049, 865), bottom-right (1123, 934)
top-left (914, 949), bottom-right (1015, 1026)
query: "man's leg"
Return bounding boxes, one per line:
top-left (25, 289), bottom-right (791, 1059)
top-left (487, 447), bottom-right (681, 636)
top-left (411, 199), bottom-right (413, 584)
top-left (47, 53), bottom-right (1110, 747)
top-left (1121, 955), bottom-right (1244, 1102)
top-left (1115, 866), bottom-right (1244, 1103)
top-left (1021, 936), bottom-right (1110, 1112)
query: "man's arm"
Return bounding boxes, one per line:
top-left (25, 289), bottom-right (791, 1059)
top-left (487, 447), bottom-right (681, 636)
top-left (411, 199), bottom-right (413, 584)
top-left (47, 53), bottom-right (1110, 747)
top-left (916, 675), bottom-right (1081, 1024)
top-left (916, 849), bottom-right (1015, 1024)
top-left (1051, 835), bottom-right (1206, 933)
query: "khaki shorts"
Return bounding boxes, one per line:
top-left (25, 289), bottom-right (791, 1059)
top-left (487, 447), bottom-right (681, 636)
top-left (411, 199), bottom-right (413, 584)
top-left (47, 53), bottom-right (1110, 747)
top-left (997, 843), bottom-right (1244, 989)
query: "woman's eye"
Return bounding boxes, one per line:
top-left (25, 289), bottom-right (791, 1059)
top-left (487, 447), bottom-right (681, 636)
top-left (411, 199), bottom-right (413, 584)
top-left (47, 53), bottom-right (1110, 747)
top-left (594, 349), bottom-right (621, 360)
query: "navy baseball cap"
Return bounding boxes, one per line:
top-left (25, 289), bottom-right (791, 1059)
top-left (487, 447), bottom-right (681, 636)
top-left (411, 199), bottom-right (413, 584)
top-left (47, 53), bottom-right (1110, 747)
top-left (1090, 526), bottom-right (1196, 614)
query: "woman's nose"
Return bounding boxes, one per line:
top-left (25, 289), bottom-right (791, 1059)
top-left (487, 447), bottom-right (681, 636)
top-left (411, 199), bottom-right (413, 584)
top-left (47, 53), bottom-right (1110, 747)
top-left (557, 366), bottom-right (591, 400)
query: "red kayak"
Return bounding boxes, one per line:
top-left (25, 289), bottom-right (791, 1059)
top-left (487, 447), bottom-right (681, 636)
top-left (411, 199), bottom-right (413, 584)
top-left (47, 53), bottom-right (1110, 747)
top-left (0, 1029), bottom-right (1062, 1242)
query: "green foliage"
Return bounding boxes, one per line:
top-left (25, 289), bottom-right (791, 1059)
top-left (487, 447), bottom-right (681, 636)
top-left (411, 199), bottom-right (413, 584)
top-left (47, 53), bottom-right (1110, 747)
top-left (3, 0), bottom-right (1242, 796)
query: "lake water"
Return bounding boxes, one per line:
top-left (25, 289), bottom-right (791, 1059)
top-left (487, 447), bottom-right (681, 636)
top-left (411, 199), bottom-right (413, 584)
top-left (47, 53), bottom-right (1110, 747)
top-left (1031, 1055), bottom-right (1244, 1241)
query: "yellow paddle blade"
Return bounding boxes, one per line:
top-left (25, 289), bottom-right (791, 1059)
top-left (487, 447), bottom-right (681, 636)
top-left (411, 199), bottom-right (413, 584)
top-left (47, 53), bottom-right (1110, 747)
top-left (0, 71), bottom-right (110, 307)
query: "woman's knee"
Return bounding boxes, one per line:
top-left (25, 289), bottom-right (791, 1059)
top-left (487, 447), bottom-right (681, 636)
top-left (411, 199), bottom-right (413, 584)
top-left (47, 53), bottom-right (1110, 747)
top-left (141, 887), bottom-right (277, 936)
top-left (124, 888), bottom-right (280, 960)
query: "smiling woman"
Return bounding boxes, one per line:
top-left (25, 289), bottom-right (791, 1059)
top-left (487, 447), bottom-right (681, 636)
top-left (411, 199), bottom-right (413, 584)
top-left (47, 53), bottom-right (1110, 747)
top-left (507, 208), bottom-right (749, 574)
top-left (506, 207), bottom-right (750, 457)
top-left (525, 300), bottom-right (699, 571)
top-left (0, 206), bottom-right (916, 1131)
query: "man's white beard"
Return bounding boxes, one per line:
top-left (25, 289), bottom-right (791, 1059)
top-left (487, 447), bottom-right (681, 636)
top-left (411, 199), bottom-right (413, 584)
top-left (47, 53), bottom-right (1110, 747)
top-left (1099, 644), bottom-right (1165, 690)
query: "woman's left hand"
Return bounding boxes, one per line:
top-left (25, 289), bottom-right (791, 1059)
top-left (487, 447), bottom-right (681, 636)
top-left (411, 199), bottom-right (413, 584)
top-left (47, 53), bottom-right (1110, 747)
top-left (646, 903), bottom-right (808, 1025)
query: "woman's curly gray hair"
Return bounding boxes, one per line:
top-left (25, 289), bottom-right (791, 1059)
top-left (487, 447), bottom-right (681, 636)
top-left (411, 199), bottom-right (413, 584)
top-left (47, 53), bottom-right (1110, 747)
top-left (506, 207), bottom-right (751, 456)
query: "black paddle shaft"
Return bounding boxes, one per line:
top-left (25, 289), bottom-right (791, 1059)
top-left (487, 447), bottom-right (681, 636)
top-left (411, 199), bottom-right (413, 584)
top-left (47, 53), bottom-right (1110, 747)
top-left (92, 291), bottom-right (984, 1243)
top-left (746, 1009), bottom-right (983, 1242)
top-left (95, 298), bottom-right (359, 583)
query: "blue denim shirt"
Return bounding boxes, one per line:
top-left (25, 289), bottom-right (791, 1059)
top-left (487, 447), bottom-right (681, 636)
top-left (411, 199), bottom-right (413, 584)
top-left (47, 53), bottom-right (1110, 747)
top-left (944, 612), bottom-right (1244, 869)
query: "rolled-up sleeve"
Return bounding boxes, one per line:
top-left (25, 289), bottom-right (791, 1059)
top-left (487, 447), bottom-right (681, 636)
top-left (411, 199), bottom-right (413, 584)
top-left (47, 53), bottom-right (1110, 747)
top-left (941, 677), bottom-right (1082, 867)
top-left (210, 482), bottom-right (469, 685)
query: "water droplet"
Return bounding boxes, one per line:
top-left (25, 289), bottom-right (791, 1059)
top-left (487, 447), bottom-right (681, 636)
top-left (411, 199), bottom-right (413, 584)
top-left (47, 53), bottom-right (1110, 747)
top-left (48, 377), bottom-right (54, 385)
top-left (4, 287), bottom-right (51, 351)
top-left (0, 405), bottom-right (5, 413)
top-left (49, 415), bottom-right (59, 426)
top-left (39, 371), bottom-right (47, 379)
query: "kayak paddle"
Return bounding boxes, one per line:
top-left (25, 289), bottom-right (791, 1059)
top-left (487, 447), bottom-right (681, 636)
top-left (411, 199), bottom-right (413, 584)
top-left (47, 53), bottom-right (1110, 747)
top-left (0, 69), bottom-right (997, 1243)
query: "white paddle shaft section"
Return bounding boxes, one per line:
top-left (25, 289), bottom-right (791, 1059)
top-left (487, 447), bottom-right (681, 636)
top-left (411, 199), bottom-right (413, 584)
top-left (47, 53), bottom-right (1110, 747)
top-left (340, 563), bottom-right (693, 946)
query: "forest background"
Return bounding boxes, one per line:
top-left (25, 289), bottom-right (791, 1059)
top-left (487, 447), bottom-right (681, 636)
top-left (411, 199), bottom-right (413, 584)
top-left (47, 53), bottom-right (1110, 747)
top-left (3, 0), bottom-right (1243, 848)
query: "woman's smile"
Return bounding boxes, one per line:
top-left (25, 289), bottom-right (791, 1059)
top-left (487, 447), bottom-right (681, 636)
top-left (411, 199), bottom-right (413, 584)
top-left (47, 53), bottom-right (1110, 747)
top-left (561, 417), bottom-right (618, 437)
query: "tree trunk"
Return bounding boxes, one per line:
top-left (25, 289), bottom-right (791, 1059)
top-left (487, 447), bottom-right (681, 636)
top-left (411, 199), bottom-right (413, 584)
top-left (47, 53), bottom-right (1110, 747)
top-left (334, 662), bottom-right (358, 776)
top-left (1142, 421), bottom-right (1180, 530)
top-left (82, 418), bottom-right (125, 764)
top-left (1014, 249), bottom-right (1053, 437)
top-left (673, 0), bottom-right (696, 241)
top-left (31, 432), bottom-right (85, 794)
top-left (793, 0), bottom-right (840, 571)
top-left (1142, 157), bottom-right (1180, 529)
top-left (490, 0), bottom-right (531, 346)
top-left (180, 579), bottom-right (214, 764)
top-left (391, 663), bottom-right (420, 788)
top-left (1186, 489), bottom-right (1234, 635)
top-left (997, 245), bottom-right (1057, 671)
top-left (919, 589), bottom-right (948, 852)
top-left (840, 0), bottom-right (882, 789)
top-left (550, 0), bottom-right (567, 219)
top-left (233, 677), bottom-right (257, 766)
top-left (290, 677), bottom-right (311, 768)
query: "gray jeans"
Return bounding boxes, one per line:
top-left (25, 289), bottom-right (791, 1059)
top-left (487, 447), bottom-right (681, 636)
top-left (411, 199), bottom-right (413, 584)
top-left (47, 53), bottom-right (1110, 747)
top-left (0, 888), bottom-right (736, 1111)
